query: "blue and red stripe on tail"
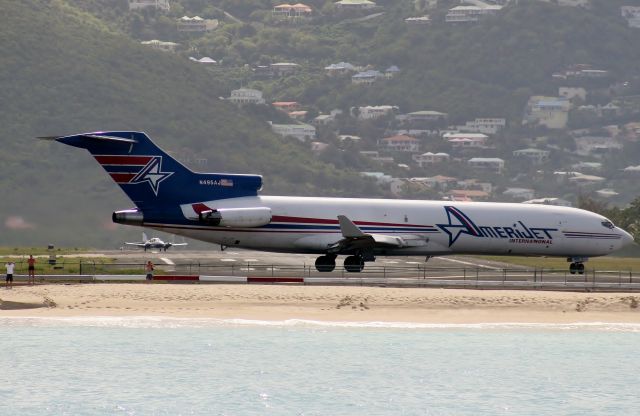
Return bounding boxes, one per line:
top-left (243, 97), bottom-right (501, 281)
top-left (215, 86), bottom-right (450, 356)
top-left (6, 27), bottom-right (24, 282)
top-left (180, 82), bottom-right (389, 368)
top-left (53, 131), bottom-right (262, 211)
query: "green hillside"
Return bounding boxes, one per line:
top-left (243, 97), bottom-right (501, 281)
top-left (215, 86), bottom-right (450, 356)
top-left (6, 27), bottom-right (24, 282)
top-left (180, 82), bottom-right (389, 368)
top-left (4, 0), bottom-right (640, 247)
top-left (0, 0), bottom-right (379, 247)
top-left (194, 1), bottom-right (640, 121)
top-left (55, 0), bottom-right (640, 123)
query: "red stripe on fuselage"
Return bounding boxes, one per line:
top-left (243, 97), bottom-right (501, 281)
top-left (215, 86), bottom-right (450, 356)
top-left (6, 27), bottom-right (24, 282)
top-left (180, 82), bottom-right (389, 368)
top-left (271, 215), bottom-right (433, 228)
top-left (95, 155), bottom-right (153, 165)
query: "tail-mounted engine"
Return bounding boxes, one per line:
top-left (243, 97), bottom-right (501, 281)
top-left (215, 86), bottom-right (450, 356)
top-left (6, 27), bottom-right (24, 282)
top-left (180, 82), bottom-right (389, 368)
top-left (113, 209), bottom-right (144, 225)
top-left (198, 207), bottom-right (272, 228)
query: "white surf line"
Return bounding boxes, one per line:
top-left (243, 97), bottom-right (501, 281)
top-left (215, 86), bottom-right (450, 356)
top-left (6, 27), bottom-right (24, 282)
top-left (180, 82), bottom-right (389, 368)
top-left (220, 258), bottom-right (237, 262)
top-left (439, 257), bottom-right (501, 270)
top-left (160, 257), bottom-right (175, 265)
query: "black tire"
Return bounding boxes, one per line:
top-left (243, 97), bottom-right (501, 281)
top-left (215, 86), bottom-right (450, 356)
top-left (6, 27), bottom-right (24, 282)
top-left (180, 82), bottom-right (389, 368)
top-left (569, 263), bottom-right (577, 275)
top-left (344, 255), bottom-right (364, 273)
top-left (315, 255), bottom-right (336, 272)
top-left (577, 263), bottom-right (585, 275)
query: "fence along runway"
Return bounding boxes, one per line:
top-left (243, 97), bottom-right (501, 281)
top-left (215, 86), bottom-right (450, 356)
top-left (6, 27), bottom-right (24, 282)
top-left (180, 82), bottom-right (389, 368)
top-left (7, 250), bottom-right (640, 292)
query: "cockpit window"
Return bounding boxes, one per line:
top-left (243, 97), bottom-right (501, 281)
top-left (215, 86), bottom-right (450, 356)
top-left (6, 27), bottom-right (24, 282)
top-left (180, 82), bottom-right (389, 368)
top-left (601, 220), bottom-right (615, 229)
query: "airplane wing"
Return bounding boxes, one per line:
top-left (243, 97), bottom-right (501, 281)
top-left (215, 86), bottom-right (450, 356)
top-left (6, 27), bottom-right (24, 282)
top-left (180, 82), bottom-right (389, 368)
top-left (327, 215), bottom-right (427, 254)
top-left (169, 243), bottom-right (188, 246)
top-left (124, 242), bottom-right (146, 247)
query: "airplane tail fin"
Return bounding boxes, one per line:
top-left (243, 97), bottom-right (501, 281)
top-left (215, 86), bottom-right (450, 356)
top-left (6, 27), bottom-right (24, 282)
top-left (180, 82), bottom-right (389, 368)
top-left (46, 132), bottom-right (263, 210)
top-left (142, 232), bottom-right (148, 242)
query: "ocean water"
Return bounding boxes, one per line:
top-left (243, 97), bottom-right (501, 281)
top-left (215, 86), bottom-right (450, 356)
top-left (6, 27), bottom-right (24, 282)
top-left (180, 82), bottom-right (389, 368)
top-left (1, 318), bottom-right (639, 415)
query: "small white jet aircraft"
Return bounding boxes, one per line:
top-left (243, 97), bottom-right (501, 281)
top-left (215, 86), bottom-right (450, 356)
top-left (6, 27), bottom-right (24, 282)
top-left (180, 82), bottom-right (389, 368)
top-left (125, 232), bottom-right (188, 252)
top-left (46, 132), bottom-right (635, 274)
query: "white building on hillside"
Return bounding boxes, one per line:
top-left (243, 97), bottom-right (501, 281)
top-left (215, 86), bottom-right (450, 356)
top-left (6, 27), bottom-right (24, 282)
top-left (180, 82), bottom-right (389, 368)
top-left (379, 135), bottom-right (420, 152)
top-left (444, 133), bottom-right (488, 148)
top-left (405, 15), bottom-right (431, 25)
top-left (335, 0), bottom-right (377, 10)
top-left (351, 70), bottom-right (383, 85)
top-left (325, 62), bottom-right (357, 76)
top-left (622, 6), bottom-right (640, 28)
top-left (559, 87), bottom-right (587, 101)
top-left (269, 122), bottom-right (316, 141)
top-left (445, 5), bottom-right (502, 23)
top-left (177, 16), bottom-right (218, 32)
top-left (523, 96), bottom-right (571, 129)
top-left (413, 152), bottom-right (450, 167)
top-left (271, 62), bottom-right (300, 76)
top-left (467, 157), bottom-right (504, 174)
top-left (358, 105), bottom-right (396, 120)
top-left (513, 148), bottom-right (550, 164)
top-left (536, 0), bottom-right (590, 7)
top-left (129, 0), bottom-right (170, 11)
top-left (189, 57), bottom-right (217, 64)
top-left (503, 188), bottom-right (535, 201)
top-left (140, 40), bottom-right (179, 52)
top-left (573, 136), bottom-right (622, 156)
top-left (398, 110), bottom-right (448, 123)
top-left (273, 3), bottom-right (313, 18)
top-left (229, 88), bottom-right (265, 105)
top-left (458, 118), bottom-right (506, 134)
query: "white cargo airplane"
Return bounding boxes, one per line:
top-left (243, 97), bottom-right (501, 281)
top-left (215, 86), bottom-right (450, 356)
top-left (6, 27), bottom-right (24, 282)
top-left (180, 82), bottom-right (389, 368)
top-left (125, 232), bottom-right (187, 252)
top-left (45, 132), bottom-right (634, 274)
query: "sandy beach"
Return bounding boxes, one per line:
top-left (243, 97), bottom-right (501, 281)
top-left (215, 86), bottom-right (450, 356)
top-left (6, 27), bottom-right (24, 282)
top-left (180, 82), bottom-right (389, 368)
top-left (1, 283), bottom-right (640, 323)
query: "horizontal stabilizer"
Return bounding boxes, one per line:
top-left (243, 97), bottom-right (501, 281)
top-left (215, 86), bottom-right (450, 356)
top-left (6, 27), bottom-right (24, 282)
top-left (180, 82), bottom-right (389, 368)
top-left (368, 233), bottom-right (406, 247)
top-left (338, 215), bottom-right (366, 238)
top-left (41, 133), bottom-right (138, 149)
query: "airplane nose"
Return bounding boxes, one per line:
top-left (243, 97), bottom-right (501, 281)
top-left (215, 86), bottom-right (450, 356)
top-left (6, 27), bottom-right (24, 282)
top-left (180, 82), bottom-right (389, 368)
top-left (619, 228), bottom-right (635, 246)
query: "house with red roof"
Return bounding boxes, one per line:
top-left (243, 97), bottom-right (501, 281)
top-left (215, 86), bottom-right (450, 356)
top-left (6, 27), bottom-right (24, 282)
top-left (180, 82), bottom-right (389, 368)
top-left (273, 3), bottom-right (313, 18)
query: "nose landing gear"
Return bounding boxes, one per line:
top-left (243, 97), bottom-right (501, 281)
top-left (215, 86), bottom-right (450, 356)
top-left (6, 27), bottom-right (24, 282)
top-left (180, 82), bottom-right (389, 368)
top-left (569, 262), bottom-right (585, 275)
top-left (568, 257), bottom-right (588, 275)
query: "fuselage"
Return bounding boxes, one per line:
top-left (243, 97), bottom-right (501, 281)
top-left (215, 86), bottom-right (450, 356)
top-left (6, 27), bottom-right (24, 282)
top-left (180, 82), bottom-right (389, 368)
top-left (143, 195), bottom-right (633, 258)
top-left (50, 131), bottom-right (634, 263)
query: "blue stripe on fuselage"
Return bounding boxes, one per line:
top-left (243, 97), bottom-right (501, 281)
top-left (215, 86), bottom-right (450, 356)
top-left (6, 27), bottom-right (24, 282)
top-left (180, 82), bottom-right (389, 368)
top-left (264, 223), bottom-right (439, 232)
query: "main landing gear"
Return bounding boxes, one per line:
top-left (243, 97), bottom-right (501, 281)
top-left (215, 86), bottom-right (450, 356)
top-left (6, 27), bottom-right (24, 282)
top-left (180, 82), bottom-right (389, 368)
top-left (568, 257), bottom-right (587, 275)
top-left (314, 254), bottom-right (366, 273)
top-left (315, 254), bottom-right (337, 272)
top-left (343, 255), bottom-right (365, 273)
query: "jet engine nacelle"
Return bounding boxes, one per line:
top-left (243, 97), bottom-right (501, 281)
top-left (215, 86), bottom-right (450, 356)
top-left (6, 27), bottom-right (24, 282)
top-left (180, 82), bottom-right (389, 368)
top-left (113, 209), bottom-right (144, 225)
top-left (198, 207), bottom-right (272, 228)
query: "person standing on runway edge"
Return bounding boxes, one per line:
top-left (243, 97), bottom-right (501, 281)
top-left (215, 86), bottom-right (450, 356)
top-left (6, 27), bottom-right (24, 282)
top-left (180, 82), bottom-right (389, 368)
top-left (5, 261), bottom-right (14, 288)
top-left (145, 260), bottom-right (154, 282)
top-left (27, 255), bottom-right (36, 285)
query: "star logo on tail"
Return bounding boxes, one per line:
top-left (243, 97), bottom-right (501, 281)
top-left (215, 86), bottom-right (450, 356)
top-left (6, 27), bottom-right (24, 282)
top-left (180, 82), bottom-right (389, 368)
top-left (436, 206), bottom-right (483, 247)
top-left (130, 156), bottom-right (173, 196)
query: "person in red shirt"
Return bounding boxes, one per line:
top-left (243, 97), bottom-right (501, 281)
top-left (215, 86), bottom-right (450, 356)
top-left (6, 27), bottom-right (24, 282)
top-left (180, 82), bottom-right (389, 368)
top-left (145, 260), bottom-right (154, 282)
top-left (27, 255), bottom-right (36, 285)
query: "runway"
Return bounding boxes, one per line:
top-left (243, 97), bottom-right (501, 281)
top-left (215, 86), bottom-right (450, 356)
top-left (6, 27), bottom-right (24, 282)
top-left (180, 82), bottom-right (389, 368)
top-left (103, 248), bottom-right (514, 270)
